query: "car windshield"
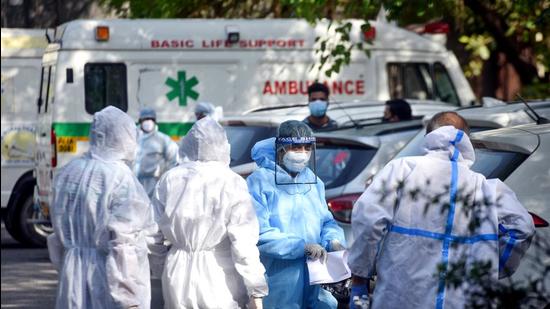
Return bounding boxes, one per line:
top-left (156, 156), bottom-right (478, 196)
top-left (471, 148), bottom-right (528, 181)
top-left (224, 125), bottom-right (278, 167)
top-left (315, 142), bottom-right (377, 189)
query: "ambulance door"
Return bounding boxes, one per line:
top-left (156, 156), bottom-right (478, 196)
top-left (131, 61), bottom-right (238, 138)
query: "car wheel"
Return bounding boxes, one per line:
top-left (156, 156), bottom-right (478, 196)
top-left (18, 193), bottom-right (52, 247)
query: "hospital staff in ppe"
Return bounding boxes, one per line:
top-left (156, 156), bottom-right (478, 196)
top-left (247, 120), bottom-right (346, 309)
top-left (134, 107), bottom-right (179, 198)
top-left (149, 117), bottom-right (268, 309)
top-left (194, 101), bottom-right (216, 120)
top-left (348, 112), bottom-right (535, 309)
top-left (47, 106), bottom-right (156, 309)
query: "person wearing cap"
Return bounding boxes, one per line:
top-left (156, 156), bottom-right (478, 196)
top-left (303, 82), bottom-right (338, 131)
top-left (247, 120), bottom-right (346, 308)
top-left (134, 107), bottom-right (179, 198)
top-left (195, 102), bottom-right (216, 120)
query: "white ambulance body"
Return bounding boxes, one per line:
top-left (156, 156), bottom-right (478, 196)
top-left (35, 19), bottom-right (475, 243)
top-left (1, 28), bottom-right (50, 245)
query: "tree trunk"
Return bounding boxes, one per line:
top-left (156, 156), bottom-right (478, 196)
top-left (463, 0), bottom-right (541, 84)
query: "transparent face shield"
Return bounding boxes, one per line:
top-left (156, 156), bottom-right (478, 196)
top-left (275, 136), bottom-right (317, 185)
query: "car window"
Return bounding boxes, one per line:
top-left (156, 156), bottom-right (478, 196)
top-left (471, 149), bottom-right (528, 181)
top-left (315, 143), bottom-right (377, 189)
top-left (224, 125), bottom-right (278, 167)
top-left (84, 63), bottom-right (127, 114)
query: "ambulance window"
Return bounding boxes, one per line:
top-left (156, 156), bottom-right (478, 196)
top-left (433, 63), bottom-right (459, 106)
top-left (387, 63), bottom-right (433, 101)
top-left (84, 63), bottom-right (127, 114)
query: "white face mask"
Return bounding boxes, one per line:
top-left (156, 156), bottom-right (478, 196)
top-left (140, 119), bottom-right (155, 133)
top-left (283, 151), bottom-right (311, 173)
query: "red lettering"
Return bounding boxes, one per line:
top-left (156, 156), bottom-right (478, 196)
top-left (299, 81), bottom-right (309, 95)
top-left (344, 80), bottom-right (354, 94)
top-left (239, 40), bottom-right (247, 48)
top-left (288, 40), bottom-right (295, 48)
top-left (288, 81), bottom-right (298, 94)
top-left (274, 81), bottom-right (287, 94)
top-left (356, 80), bottom-right (365, 95)
top-left (263, 81), bottom-right (274, 95)
top-left (297, 39), bottom-right (305, 48)
top-left (151, 40), bottom-right (159, 48)
top-left (332, 81), bottom-right (343, 95)
top-left (171, 40), bottom-right (179, 48)
top-left (161, 40), bottom-right (170, 48)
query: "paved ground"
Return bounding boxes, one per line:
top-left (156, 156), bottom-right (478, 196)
top-left (1, 223), bottom-right (57, 308)
top-left (1, 222), bottom-right (164, 308)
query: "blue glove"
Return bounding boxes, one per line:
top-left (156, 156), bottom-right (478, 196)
top-left (349, 284), bottom-right (369, 309)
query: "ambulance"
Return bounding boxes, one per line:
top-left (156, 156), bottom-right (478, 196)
top-left (1, 28), bottom-right (50, 246)
top-left (34, 18), bottom-right (475, 244)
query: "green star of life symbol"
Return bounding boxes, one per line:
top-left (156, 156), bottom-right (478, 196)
top-left (165, 70), bottom-right (199, 106)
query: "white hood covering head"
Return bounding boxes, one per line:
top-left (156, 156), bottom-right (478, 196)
top-left (89, 106), bottom-right (138, 162)
top-left (179, 117), bottom-right (230, 165)
top-left (422, 125), bottom-right (475, 166)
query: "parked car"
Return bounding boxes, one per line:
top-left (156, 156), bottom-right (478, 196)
top-left (394, 100), bottom-right (550, 159)
top-left (224, 99), bottom-right (458, 175)
top-left (469, 123), bottom-right (550, 305)
top-left (331, 101), bottom-right (550, 245)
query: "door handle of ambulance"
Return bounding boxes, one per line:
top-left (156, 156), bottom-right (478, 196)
top-left (41, 133), bottom-right (47, 137)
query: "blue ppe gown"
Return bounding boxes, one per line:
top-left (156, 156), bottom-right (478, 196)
top-left (247, 137), bottom-right (346, 309)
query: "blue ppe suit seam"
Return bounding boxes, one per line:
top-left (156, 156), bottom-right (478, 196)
top-left (436, 130), bottom-right (463, 309)
top-left (498, 225), bottom-right (517, 272)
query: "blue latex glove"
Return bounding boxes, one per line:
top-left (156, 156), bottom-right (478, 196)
top-left (349, 284), bottom-right (369, 309)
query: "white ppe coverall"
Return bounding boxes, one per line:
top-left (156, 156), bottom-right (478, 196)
top-left (47, 106), bottom-right (156, 309)
top-left (247, 137), bottom-right (346, 309)
top-left (150, 117), bottom-right (268, 308)
top-left (134, 128), bottom-right (179, 198)
top-left (348, 126), bottom-right (535, 309)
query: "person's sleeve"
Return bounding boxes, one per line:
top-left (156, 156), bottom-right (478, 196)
top-left (348, 160), bottom-right (406, 278)
top-left (148, 175), bottom-right (170, 279)
top-left (47, 233), bottom-right (64, 271)
top-left (317, 180), bottom-right (346, 251)
top-left (247, 172), bottom-right (306, 259)
top-left (105, 178), bottom-right (153, 308)
top-left (227, 178), bottom-right (269, 298)
top-left (486, 179), bottom-right (536, 279)
top-left (164, 137), bottom-right (179, 169)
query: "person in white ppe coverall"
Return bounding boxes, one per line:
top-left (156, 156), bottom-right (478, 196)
top-left (47, 106), bottom-right (156, 309)
top-left (247, 120), bottom-right (346, 309)
top-left (348, 111), bottom-right (535, 309)
top-left (134, 107), bottom-right (179, 198)
top-left (149, 117), bottom-right (268, 309)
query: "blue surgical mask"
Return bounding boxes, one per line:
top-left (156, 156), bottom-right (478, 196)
top-left (309, 100), bottom-right (328, 117)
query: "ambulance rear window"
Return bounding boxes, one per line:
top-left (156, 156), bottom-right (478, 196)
top-left (84, 63), bottom-right (128, 114)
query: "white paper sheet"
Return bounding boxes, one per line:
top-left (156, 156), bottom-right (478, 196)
top-left (307, 250), bottom-right (351, 285)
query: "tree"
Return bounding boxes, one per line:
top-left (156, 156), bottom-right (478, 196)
top-left (100, 0), bottom-right (550, 99)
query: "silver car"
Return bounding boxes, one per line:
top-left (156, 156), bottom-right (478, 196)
top-left (468, 123), bottom-right (550, 305)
